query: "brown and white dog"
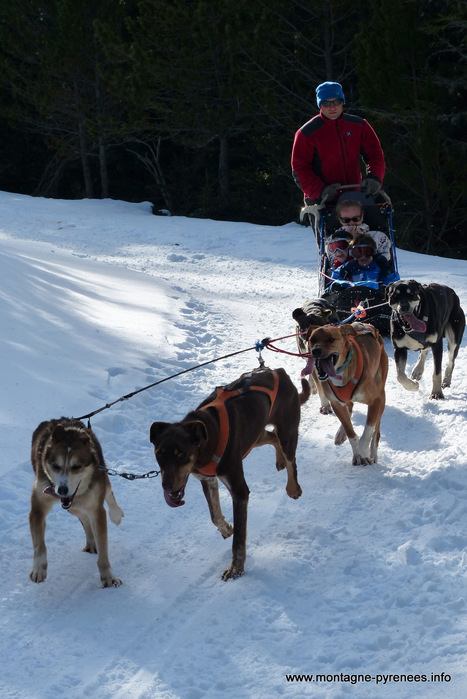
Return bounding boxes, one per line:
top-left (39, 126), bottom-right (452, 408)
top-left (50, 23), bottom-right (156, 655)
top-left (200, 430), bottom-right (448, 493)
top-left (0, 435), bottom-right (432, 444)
top-left (292, 297), bottom-right (339, 414)
top-left (149, 367), bottom-right (310, 580)
top-left (303, 323), bottom-right (388, 465)
top-left (386, 280), bottom-right (465, 399)
top-left (29, 418), bottom-right (124, 588)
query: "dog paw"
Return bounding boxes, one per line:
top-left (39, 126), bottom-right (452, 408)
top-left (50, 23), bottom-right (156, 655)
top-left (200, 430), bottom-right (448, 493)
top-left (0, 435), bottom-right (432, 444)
top-left (286, 483), bottom-right (302, 499)
top-left (101, 576), bottom-right (122, 588)
top-left (275, 459), bottom-right (286, 471)
top-left (221, 565), bottom-right (244, 581)
top-left (320, 404), bottom-right (333, 415)
top-left (398, 376), bottom-right (419, 392)
top-left (82, 543), bottom-right (97, 554)
top-left (29, 567), bottom-right (47, 583)
top-left (334, 425), bottom-right (347, 445)
top-left (352, 454), bottom-right (374, 466)
top-left (109, 506), bottom-right (124, 526)
top-left (430, 391), bottom-right (445, 400)
top-left (218, 522), bottom-right (234, 539)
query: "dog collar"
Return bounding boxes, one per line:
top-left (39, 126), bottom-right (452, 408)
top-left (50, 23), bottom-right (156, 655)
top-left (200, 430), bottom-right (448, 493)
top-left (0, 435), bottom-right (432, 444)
top-left (335, 348), bottom-right (353, 373)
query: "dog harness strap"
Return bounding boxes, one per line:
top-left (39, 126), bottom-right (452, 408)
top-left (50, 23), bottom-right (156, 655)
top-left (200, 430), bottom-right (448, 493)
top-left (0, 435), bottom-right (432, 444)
top-left (196, 371), bottom-right (280, 476)
top-left (328, 337), bottom-right (364, 403)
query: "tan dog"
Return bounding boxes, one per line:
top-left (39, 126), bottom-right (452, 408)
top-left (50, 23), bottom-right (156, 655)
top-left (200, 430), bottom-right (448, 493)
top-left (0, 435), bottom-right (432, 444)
top-left (29, 418), bottom-right (124, 588)
top-left (150, 368), bottom-right (310, 580)
top-left (303, 323), bottom-right (388, 465)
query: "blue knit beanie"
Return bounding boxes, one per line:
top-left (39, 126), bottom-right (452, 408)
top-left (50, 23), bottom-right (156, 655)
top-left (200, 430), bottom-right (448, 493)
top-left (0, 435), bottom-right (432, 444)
top-left (316, 81), bottom-right (345, 107)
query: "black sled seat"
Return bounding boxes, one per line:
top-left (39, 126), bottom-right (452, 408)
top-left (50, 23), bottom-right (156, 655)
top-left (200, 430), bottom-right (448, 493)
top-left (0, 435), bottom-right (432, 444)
top-left (321, 283), bottom-right (391, 335)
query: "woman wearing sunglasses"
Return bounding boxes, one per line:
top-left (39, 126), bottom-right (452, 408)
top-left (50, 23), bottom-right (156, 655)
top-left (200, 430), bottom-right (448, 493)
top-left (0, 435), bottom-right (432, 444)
top-left (336, 199), bottom-right (392, 262)
top-left (330, 234), bottom-right (392, 288)
top-left (291, 81), bottom-right (385, 207)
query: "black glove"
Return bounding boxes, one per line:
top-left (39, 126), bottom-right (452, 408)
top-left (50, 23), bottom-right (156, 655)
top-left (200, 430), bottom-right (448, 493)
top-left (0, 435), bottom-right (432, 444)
top-left (361, 176), bottom-right (381, 197)
top-left (321, 183), bottom-right (341, 203)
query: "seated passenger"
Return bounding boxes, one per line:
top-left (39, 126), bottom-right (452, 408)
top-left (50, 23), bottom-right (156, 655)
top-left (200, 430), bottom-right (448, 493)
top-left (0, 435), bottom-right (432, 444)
top-left (330, 234), bottom-right (392, 287)
top-left (326, 229), bottom-right (353, 270)
top-left (336, 199), bottom-right (391, 262)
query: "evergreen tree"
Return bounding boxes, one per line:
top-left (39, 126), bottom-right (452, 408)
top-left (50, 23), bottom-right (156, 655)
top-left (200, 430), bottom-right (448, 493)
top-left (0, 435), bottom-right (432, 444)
top-left (0, 0), bottom-right (129, 197)
top-left (355, 0), bottom-right (466, 256)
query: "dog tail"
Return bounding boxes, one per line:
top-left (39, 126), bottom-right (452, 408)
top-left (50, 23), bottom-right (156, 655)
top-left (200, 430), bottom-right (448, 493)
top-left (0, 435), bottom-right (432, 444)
top-left (299, 378), bottom-right (312, 405)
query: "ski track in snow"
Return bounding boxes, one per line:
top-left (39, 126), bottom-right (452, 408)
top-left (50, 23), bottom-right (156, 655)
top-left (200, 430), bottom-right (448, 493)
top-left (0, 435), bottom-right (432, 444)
top-left (0, 195), bottom-right (466, 698)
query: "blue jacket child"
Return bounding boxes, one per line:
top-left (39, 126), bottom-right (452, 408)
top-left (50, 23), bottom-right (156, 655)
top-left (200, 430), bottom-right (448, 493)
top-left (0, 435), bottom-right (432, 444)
top-left (330, 234), bottom-right (391, 288)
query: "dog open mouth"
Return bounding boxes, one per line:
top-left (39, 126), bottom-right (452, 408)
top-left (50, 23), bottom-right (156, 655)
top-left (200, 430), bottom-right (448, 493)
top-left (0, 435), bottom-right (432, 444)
top-left (316, 354), bottom-right (340, 381)
top-left (163, 476), bottom-right (189, 508)
top-left (401, 312), bottom-right (427, 333)
top-left (43, 482), bottom-right (81, 510)
top-left (301, 353), bottom-right (341, 381)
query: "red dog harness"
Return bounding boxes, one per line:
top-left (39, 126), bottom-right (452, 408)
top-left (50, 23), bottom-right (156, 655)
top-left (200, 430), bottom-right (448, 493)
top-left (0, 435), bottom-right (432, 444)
top-left (196, 371), bottom-right (280, 476)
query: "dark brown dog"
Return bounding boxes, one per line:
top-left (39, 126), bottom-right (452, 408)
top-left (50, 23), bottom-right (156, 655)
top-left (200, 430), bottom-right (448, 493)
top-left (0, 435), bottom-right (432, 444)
top-left (29, 418), bottom-right (124, 588)
top-left (149, 367), bottom-right (310, 580)
top-left (292, 297), bottom-right (339, 414)
top-left (303, 323), bottom-right (388, 465)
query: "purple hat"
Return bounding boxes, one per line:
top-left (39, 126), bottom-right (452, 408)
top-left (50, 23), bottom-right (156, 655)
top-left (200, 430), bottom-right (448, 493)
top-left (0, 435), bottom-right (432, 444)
top-left (316, 81), bottom-right (345, 107)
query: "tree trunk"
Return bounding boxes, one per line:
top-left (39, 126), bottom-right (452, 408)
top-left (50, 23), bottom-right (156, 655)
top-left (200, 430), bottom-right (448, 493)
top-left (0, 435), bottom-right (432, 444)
top-left (218, 134), bottom-right (230, 208)
top-left (78, 120), bottom-right (94, 198)
top-left (98, 136), bottom-right (109, 198)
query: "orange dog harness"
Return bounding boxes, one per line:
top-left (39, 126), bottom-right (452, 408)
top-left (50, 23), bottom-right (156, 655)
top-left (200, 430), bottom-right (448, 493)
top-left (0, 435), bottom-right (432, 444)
top-left (196, 371), bottom-right (280, 476)
top-left (327, 327), bottom-right (383, 403)
top-left (327, 336), bottom-right (364, 403)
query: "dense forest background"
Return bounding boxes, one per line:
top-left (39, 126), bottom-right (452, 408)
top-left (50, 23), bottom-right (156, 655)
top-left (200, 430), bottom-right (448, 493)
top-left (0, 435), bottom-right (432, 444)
top-left (0, 0), bottom-right (465, 257)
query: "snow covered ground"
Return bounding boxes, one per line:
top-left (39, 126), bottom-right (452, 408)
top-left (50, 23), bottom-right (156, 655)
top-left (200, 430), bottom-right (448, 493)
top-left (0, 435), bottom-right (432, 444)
top-left (0, 191), bottom-right (466, 698)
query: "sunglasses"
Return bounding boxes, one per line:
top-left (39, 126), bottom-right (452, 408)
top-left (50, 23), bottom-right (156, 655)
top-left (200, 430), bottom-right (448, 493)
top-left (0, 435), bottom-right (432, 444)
top-left (328, 239), bottom-right (350, 253)
top-left (339, 215), bottom-right (363, 223)
top-left (321, 98), bottom-right (344, 107)
top-left (351, 245), bottom-right (374, 259)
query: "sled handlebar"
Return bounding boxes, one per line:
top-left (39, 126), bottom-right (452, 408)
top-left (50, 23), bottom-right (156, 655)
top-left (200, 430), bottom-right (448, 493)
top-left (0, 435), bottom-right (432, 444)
top-left (321, 184), bottom-right (392, 207)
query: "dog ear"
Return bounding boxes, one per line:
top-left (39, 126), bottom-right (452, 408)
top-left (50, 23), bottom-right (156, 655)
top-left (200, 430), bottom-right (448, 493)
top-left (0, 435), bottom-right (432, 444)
top-left (408, 279), bottom-right (421, 291)
top-left (77, 430), bottom-right (91, 444)
top-left (185, 420), bottom-right (209, 445)
top-left (304, 324), bottom-right (320, 341)
top-left (51, 425), bottom-right (67, 442)
top-left (322, 308), bottom-right (333, 319)
top-left (149, 421), bottom-right (171, 446)
top-left (292, 308), bottom-right (306, 321)
top-left (340, 323), bottom-right (357, 337)
top-left (385, 283), bottom-right (394, 300)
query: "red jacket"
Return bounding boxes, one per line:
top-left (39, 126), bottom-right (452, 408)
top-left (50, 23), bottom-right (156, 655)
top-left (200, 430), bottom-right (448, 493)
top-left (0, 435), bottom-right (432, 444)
top-left (291, 111), bottom-right (385, 202)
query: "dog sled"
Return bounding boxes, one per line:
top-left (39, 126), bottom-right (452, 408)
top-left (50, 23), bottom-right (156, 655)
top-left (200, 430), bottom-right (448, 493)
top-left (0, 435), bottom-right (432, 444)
top-left (301, 185), bottom-right (400, 335)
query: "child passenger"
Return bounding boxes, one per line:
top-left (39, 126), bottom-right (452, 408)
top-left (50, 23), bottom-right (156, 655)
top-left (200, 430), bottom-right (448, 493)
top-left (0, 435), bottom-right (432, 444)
top-left (326, 229), bottom-right (353, 270)
top-left (331, 234), bottom-right (391, 286)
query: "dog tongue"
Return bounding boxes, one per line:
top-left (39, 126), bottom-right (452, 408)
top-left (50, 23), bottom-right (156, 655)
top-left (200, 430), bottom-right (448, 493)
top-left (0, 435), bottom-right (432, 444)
top-left (301, 357), bottom-right (315, 377)
top-left (43, 485), bottom-right (59, 498)
top-left (164, 489), bottom-right (185, 508)
top-left (402, 313), bottom-right (426, 333)
top-left (320, 357), bottom-right (339, 379)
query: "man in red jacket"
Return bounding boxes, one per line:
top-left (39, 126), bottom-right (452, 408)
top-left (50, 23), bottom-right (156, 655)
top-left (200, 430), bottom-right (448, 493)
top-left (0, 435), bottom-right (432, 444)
top-left (291, 81), bottom-right (385, 206)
